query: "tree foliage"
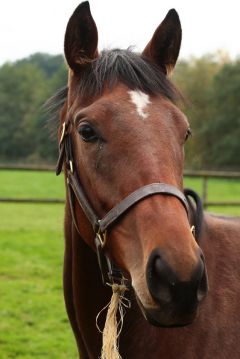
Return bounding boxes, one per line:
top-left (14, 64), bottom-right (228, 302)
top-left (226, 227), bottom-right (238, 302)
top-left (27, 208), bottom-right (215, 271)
top-left (0, 52), bottom-right (239, 170)
top-left (174, 53), bottom-right (240, 170)
top-left (208, 61), bottom-right (240, 169)
top-left (0, 53), bottom-right (67, 163)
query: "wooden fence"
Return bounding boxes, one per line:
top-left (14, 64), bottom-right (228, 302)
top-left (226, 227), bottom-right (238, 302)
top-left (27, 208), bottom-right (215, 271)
top-left (0, 164), bottom-right (240, 209)
top-left (184, 170), bottom-right (240, 208)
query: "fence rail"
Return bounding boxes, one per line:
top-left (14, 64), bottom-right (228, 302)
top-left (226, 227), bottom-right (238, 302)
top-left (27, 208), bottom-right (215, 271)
top-left (1, 165), bottom-right (240, 208)
top-left (0, 164), bottom-right (55, 171)
top-left (0, 198), bottom-right (64, 204)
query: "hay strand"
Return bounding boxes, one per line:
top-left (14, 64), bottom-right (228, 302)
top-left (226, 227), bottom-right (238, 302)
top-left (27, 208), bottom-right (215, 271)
top-left (96, 283), bottom-right (129, 359)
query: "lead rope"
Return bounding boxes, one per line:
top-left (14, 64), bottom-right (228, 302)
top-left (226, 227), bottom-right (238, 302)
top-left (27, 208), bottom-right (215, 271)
top-left (96, 282), bottom-right (130, 359)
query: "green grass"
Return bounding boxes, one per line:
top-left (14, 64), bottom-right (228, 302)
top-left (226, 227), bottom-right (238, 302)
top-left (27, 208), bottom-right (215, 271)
top-left (0, 170), bottom-right (239, 358)
top-left (184, 176), bottom-right (240, 216)
top-left (0, 170), bottom-right (65, 199)
top-left (0, 203), bottom-right (78, 358)
top-left (0, 170), bottom-right (239, 215)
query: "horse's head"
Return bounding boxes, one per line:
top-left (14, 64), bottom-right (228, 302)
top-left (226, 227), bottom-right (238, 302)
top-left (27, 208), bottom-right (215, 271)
top-left (60, 1), bottom-right (208, 327)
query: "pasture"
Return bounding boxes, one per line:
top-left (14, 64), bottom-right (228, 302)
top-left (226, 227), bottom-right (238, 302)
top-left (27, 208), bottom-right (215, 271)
top-left (0, 170), bottom-right (239, 358)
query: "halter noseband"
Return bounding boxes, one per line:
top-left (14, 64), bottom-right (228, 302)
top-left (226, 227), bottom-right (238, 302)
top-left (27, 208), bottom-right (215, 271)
top-left (56, 121), bottom-right (191, 286)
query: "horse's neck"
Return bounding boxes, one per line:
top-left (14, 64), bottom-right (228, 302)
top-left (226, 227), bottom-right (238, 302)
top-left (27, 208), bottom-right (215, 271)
top-left (64, 211), bottom-right (113, 358)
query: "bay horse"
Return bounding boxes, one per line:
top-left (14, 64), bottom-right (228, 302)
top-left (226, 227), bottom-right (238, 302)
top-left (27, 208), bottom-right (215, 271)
top-left (52, 2), bottom-right (240, 358)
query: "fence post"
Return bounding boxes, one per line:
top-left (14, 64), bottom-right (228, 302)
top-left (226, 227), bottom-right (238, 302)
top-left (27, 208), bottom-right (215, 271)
top-left (202, 177), bottom-right (208, 209)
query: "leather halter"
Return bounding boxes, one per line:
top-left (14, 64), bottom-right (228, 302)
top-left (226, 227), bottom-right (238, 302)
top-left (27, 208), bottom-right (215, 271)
top-left (56, 121), bottom-right (191, 286)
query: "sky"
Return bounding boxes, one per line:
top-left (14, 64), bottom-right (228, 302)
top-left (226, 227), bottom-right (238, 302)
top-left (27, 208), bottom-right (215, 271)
top-left (0, 0), bottom-right (240, 65)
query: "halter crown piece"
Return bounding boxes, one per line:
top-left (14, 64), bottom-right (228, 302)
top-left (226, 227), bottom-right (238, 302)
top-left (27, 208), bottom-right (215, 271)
top-left (56, 119), bottom-right (199, 359)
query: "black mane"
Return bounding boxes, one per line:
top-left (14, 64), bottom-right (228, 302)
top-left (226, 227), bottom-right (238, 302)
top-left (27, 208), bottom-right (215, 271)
top-left (78, 49), bottom-right (180, 101)
top-left (45, 49), bottom-right (181, 130)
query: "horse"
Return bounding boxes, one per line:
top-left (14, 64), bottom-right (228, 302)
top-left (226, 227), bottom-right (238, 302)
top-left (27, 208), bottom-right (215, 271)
top-left (50, 2), bottom-right (240, 358)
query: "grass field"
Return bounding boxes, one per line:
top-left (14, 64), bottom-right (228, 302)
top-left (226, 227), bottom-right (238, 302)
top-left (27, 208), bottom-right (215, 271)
top-left (0, 171), bottom-right (78, 358)
top-left (0, 170), bottom-right (239, 358)
top-left (0, 202), bottom-right (78, 359)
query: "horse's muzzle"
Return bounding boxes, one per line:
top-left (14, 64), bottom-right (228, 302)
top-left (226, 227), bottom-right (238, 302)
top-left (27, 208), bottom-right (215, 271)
top-left (144, 247), bottom-right (208, 327)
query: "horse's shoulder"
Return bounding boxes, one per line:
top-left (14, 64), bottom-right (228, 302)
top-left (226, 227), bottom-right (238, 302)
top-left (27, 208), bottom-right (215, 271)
top-left (202, 212), bottom-right (240, 258)
top-left (204, 211), bottom-right (240, 232)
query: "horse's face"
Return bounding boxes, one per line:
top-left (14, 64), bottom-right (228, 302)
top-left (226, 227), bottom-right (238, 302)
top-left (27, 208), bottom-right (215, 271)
top-left (62, 2), bottom-right (208, 327)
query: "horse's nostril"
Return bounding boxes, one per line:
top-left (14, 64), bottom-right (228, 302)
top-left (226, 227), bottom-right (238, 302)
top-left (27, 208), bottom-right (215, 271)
top-left (153, 256), bottom-right (176, 283)
top-left (154, 258), bottom-right (172, 303)
top-left (147, 252), bottom-right (177, 305)
top-left (155, 257), bottom-right (165, 276)
top-left (146, 248), bottom-right (208, 308)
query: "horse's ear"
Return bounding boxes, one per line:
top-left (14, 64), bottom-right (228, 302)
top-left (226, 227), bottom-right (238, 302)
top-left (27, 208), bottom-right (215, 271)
top-left (64, 1), bottom-right (98, 73)
top-left (142, 9), bottom-right (181, 75)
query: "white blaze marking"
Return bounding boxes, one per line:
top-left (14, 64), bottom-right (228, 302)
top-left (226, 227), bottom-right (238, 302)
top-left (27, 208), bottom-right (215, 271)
top-left (128, 90), bottom-right (151, 119)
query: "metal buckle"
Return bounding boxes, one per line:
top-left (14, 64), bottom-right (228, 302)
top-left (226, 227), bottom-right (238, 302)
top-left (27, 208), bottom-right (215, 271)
top-left (95, 234), bottom-right (110, 285)
top-left (191, 225), bottom-right (196, 237)
top-left (96, 229), bottom-right (107, 248)
top-left (69, 160), bottom-right (73, 173)
top-left (60, 122), bottom-right (66, 144)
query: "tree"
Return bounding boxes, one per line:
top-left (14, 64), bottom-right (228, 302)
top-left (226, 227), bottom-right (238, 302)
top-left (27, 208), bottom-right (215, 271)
top-left (0, 63), bottom-right (46, 160)
top-left (0, 54), bottom-right (67, 163)
top-left (207, 61), bottom-right (240, 169)
top-left (16, 53), bottom-right (64, 78)
top-left (0, 51), bottom-right (239, 170)
top-left (174, 54), bottom-right (223, 169)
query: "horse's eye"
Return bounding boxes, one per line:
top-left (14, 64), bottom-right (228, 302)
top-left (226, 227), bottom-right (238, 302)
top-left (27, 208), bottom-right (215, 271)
top-left (78, 124), bottom-right (98, 143)
top-left (185, 128), bottom-right (192, 142)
